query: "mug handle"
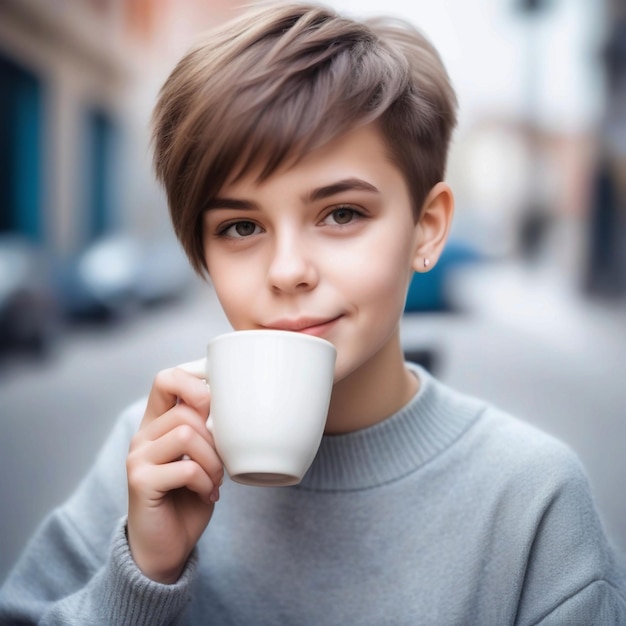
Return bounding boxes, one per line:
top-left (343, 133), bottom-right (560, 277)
top-left (177, 357), bottom-right (207, 379)
top-left (176, 358), bottom-right (214, 433)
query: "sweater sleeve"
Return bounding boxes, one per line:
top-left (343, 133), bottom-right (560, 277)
top-left (513, 442), bottom-right (626, 626)
top-left (533, 579), bottom-right (626, 626)
top-left (0, 400), bottom-right (196, 625)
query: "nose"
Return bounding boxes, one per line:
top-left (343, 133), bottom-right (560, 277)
top-left (267, 229), bottom-right (319, 294)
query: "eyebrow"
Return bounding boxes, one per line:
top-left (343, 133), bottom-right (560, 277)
top-left (206, 177), bottom-right (380, 212)
top-left (305, 178), bottom-right (380, 202)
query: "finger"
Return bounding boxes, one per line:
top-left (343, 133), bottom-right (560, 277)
top-left (143, 425), bottom-right (224, 483)
top-left (138, 402), bottom-right (213, 447)
top-left (131, 459), bottom-right (219, 505)
top-left (143, 366), bottom-right (210, 427)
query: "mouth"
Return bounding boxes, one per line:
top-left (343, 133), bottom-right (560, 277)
top-left (265, 315), bottom-right (342, 337)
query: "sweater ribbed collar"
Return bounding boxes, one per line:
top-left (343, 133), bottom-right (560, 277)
top-left (297, 365), bottom-right (485, 492)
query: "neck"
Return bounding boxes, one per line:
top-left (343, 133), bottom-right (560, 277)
top-left (324, 329), bottom-right (418, 434)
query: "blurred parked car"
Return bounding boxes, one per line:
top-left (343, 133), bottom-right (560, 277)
top-left (402, 238), bottom-right (483, 373)
top-left (56, 234), bottom-right (195, 321)
top-left (0, 235), bottom-right (59, 355)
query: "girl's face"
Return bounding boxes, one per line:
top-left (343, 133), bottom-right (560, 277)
top-left (203, 123), bottom-right (433, 384)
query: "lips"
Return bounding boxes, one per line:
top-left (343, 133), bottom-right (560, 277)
top-left (265, 315), bottom-right (342, 335)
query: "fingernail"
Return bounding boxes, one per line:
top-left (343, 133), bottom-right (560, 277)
top-left (209, 487), bottom-right (220, 503)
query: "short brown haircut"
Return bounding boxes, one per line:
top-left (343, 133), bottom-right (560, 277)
top-left (152, 2), bottom-right (458, 275)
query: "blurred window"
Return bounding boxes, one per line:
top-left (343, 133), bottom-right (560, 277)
top-left (0, 56), bottom-right (43, 241)
top-left (83, 109), bottom-right (119, 241)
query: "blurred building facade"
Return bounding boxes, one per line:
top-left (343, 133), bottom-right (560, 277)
top-left (1, 0), bottom-right (622, 298)
top-left (1, 0), bottom-right (128, 257)
top-left (585, 0), bottom-right (626, 297)
top-left (0, 0), bottom-right (241, 261)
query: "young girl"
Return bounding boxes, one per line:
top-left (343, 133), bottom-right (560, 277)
top-left (1, 3), bottom-right (625, 624)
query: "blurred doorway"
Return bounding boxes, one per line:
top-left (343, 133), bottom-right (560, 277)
top-left (0, 55), bottom-right (43, 241)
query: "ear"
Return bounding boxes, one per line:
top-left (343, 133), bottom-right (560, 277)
top-left (411, 182), bottom-right (454, 272)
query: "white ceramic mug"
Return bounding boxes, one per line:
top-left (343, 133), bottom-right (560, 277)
top-left (179, 329), bottom-right (336, 487)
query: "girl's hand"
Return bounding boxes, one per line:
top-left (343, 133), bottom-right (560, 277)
top-left (126, 366), bottom-right (223, 584)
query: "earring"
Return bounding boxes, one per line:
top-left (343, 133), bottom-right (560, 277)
top-left (423, 258), bottom-right (430, 269)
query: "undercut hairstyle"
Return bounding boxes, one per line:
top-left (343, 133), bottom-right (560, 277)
top-left (152, 2), bottom-right (458, 275)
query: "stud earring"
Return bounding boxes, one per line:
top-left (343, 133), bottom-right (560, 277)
top-left (423, 258), bottom-right (430, 269)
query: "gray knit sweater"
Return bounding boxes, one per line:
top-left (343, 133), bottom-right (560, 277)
top-left (1, 365), bottom-right (625, 625)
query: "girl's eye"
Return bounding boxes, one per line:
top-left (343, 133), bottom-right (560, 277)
top-left (220, 221), bottom-right (260, 238)
top-left (324, 207), bottom-right (360, 226)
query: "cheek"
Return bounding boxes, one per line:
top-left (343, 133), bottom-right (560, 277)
top-left (334, 231), bottom-right (414, 305)
top-left (207, 261), bottom-right (257, 325)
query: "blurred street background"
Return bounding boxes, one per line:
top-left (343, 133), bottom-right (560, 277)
top-left (1, 0), bottom-right (625, 582)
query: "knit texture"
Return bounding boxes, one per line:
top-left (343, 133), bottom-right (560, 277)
top-left (1, 365), bottom-right (625, 625)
